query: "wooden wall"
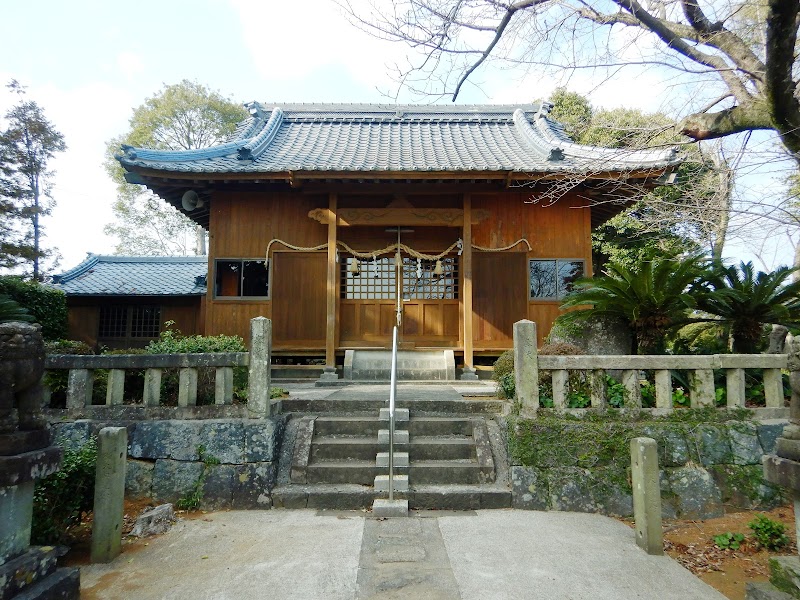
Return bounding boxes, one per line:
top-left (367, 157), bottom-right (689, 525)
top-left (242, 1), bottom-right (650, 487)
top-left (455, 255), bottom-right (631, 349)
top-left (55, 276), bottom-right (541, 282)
top-left (206, 187), bottom-right (592, 351)
top-left (66, 296), bottom-right (203, 350)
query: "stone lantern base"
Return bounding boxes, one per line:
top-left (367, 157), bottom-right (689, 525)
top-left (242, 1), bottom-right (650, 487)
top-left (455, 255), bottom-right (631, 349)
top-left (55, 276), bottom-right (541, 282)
top-left (0, 429), bottom-right (80, 599)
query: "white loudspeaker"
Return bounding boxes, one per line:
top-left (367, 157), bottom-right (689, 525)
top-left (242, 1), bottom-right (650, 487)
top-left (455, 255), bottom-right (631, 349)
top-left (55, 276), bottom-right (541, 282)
top-left (181, 190), bottom-right (204, 211)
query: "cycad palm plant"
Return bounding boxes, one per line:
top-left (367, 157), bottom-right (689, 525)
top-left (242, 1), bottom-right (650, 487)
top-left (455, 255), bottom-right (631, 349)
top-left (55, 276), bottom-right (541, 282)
top-left (698, 262), bottom-right (800, 353)
top-left (558, 253), bottom-right (710, 354)
top-left (0, 294), bottom-right (34, 324)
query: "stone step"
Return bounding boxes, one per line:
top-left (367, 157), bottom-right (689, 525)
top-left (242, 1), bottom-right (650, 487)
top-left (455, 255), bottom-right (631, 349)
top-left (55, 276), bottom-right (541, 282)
top-left (410, 460), bottom-right (487, 484)
top-left (310, 436), bottom-right (380, 461)
top-left (374, 474), bottom-right (410, 492)
top-left (408, 417), bottom-right (475, 436)
top-left (280, 397), bottom-right (505, 415)
top-left (376, 452), bottom-right (410, 467)
top-left (344, 349), bottom-right (455, 381)
top-left (379, 407), bottom-right (409, 422)
top-left (409, 438), bottom-right (474, 460)
top-left (306, 460), bottom-right (383, 485)
top-left (378, 429), bottom-right (409, 444)
top-left (313, 416), bottom-right (382, 436)
top-left (272, 483), bottom-right (511, 510)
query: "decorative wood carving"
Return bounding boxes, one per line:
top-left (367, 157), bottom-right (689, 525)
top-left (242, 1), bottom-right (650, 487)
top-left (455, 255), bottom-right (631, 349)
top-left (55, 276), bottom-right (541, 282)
top-left (308, 207), bottom-right (489, 226)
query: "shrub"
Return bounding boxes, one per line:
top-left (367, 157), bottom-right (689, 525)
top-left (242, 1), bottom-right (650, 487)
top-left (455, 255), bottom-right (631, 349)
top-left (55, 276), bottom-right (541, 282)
top-left (32, 438), bottom-right (97, 544)
top-left (748, 514), bottom-right (789, 550)
top-left (146, 326), bottom-right (248, 405)
top-left (713, 532), bottom-right (745, 550)
top-left (0, 276), bottom-right (67, 340)
top-left (493, 350), bottom-right (515, 399)
top-left (539, 343), bottom-right (587, 408)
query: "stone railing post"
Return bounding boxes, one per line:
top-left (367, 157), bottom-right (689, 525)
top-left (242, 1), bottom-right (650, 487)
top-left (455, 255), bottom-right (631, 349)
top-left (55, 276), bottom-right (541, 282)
top-left (248, 317), bottom-right (273, 417)
top-left (143, 368), bottom-right (162, 407)
top-left (631, 437), bottom-right (663, 555)
top-left (91, 427), bottom-right (127, 563)
top-left (66, 368), bottom-right (94, 409)
top-left (513, 320), bottom-right (538, 415)
top-left (215, 367), bottom-right (234, 405)
top-left (105, 369), bottom-right (125, 406)
top-left (178, 368), bottom-right (198, 407)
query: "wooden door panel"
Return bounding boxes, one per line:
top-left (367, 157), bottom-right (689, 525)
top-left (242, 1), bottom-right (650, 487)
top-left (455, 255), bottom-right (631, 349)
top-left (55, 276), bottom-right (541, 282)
top-left (272, 252), bottom-right (326, 346)
top-left (473, 253), bottom-right (527, 348)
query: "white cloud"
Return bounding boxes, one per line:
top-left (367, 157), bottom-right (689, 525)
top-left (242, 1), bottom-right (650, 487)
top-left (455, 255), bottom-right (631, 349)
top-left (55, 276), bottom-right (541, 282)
top-left (116, 52), bottom-right (145, 79)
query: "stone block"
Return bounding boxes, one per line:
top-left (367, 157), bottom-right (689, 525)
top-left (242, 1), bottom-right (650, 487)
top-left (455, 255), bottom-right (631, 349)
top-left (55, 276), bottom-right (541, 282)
top-left (666, 465), bottom-right (724, 519)
top-left (151, 459), bottom-right (204, 504)
top-left (125, 459), bottom-right (154, 499)
top-left (91, 427), bottom-right (127, 563)
top-left (657, 428), bottom-right (690, 467)
top-left (372, 498), bottom-right (408, 517)
top-left (376, 452), bottom-right (409, 468)
top-left (693, 425), bottom-right (731, 466)
top-left (379, 408), bottom-right (409, 422)
top-left (129, 503), bottom-right (175, 538)
top-left (513, 320), bottom-right (539, 413)
top-left (511, 466), bottom-right (550, 510)
top-left (128, 420), bottom-right (201, 461)
top-left (248, 317), bottom-right (273, 417)
top-left (244, 417), bottom-right (285, 463)
top-left (199, 421), bottom-right (245, 464)
top-left (201, 464), bottom-right (235, 509)
top-left (378, 429), bottom-right (409, 444)
top-left (8, 566), bottom-right (80, 599)
top-left (746, 581), bottom-right (794, 599)
top-left (710, 464), bottom-right (784, 510)
top-left (770, 556), bottom-right (800, 598)
top-left (0, 545), bottom-right (59, 598)
top-left (760, 421), bottom-right (790, 454)
top-left (0, 481), bottom-right (33, 564)
top-left (0, 446), bottom-right (62, 487)
top-left (232, 462), bottom-right (276, 509)
top-left (374, 474), bottom-right (408, 492)
top-left (764, 455), bottom-right (800, 491)
top-left (631, 437), bottom-right (663, 555)
top-left (777, 438), bottom-right (800, 462)
top-left (0, 430), bottom-right (50, 456)
top-left (729, 422), bottom-right (763, 465)
top-left (51, 421), bottom-right (92, 451)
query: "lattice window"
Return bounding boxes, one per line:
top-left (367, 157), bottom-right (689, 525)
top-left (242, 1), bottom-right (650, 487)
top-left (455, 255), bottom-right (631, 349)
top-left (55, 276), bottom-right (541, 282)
top-left (131, 306), bottom-right (161, 338)
top-left (529, 259), bottom-right (584, 299)
top-left (99, 306), bottom-right (127, 338)
top-left (402, 257), bottom-right (459, 300)
top-left (340, 256), bottom-right (396, 299)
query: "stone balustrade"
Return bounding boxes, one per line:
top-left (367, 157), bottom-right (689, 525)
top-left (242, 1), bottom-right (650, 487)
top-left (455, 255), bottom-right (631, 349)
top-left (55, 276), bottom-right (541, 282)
top-left (43, 317), bottom-right (274, 418)
top-left (513, 320), bottom-right (789, 415)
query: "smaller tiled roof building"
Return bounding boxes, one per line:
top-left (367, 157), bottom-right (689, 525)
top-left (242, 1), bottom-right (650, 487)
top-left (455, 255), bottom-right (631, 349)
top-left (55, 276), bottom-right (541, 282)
top-left (54, 255), bottom-right (207, 349)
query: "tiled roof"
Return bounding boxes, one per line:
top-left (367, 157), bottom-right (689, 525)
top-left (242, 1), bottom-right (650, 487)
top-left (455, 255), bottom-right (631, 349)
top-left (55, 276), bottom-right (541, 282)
top-left (117, 103), bottom-right (680, 175)
top-left (53, 255), bottom-right (207, 296)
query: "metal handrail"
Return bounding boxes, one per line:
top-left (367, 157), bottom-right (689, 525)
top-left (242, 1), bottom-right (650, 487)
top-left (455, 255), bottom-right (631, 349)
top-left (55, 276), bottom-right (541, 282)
top-left (388, 326), bottom-right (398, 502)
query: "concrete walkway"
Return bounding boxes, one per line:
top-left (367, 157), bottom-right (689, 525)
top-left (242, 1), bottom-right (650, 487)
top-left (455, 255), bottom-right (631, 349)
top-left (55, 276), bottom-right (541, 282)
top-left (80, 509), bottom-right (725, 600)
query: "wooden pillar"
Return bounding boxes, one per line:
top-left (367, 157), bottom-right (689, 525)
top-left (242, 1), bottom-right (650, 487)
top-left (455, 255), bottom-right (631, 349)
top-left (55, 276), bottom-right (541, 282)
top-left (461, 194), bottom-right (477, 380)
top-left (323, 193), bottom-right (339, 378)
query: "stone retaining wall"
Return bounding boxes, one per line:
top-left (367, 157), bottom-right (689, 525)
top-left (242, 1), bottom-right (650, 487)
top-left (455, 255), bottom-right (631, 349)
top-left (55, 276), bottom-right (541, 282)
top-left (52, 417), bottom-right (286, 509)
top-left (510, 418), bottom-right (787, 519)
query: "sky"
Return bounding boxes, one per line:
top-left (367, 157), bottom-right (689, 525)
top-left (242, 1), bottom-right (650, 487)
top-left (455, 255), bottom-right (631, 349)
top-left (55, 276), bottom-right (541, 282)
top-left (0, 0), bottom-right (795, 273)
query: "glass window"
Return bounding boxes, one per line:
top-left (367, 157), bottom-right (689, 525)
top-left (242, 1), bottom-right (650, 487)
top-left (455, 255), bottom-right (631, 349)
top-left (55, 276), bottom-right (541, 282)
top-left (215, 259), bottom-right (269, 298)
top-left (131, 306), bottom-right (161, 337)
top-left (99, 305), bottom-right (160, 339)
top-left (99, 305), bottom-right (128, 338)
top-left (529, 259), bottom-right (584, 299)
top-left (340, 256), bottom-right (396, 300)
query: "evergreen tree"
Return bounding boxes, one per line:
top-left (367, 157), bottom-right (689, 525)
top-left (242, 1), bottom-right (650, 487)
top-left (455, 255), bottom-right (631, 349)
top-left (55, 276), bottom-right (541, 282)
top-left (0, 80), bottom-right (66, 279)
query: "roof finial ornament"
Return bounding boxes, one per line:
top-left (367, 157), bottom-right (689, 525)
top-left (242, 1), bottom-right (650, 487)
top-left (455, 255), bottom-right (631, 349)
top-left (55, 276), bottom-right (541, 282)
top-left (246, 102), bottom-right (266, 121)
top-left (536, 102), bottom-right (554, 119)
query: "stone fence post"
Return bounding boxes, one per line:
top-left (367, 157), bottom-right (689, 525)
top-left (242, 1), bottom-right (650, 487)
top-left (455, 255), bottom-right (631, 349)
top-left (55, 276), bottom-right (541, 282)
top-left (248, 317), bottom-right (273, 418)
top-left (513, 320), bottom-right (539, 415)
top-left (631, 437), bottom-right (663, 555)
top-left (91, 427), bottom-right (127, 563)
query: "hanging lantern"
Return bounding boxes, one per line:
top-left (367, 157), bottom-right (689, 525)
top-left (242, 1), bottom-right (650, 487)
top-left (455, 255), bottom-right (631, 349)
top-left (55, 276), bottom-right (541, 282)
top-left (348, 258), bottom-right (360, 275)
top-left (433, 259), bottom-right (444, 276)
top-left (416, 258), bottom-right (423, 279)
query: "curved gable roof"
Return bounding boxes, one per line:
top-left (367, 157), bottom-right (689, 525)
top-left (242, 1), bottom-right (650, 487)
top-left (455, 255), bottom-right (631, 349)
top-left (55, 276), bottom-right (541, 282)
top-left (117, 103), bottom-right (680, 176)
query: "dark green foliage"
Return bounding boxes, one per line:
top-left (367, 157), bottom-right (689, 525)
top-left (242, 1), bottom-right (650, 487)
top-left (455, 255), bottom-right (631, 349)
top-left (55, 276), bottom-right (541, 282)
top-left (32, 438), bottom-right (97, 544)
top-left (0, 81), bottom-right (66, 279)
top-left (698, 262), bottom-right (800, 353)
top-left (493, 350), bottom-right (515, 399)
top-left (0, 276), bottom-right (67, 339)
top-left (146, 326), bottom-right (248, 405)
top-left (558, 252), bottom-right (711, 354)
top-left (713, 532), bottom-right (745, 550)
top-left (0, 294), bottom-right (34, 323)
top-left (176, 444), bottom-right (220, 511)
top-left (748, 514), bottom-right (789, 550)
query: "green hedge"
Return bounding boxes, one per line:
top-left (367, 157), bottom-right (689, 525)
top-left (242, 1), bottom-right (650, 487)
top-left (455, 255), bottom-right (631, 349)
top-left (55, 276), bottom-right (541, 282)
top-left (0, 276), bottom-right (67, 340)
